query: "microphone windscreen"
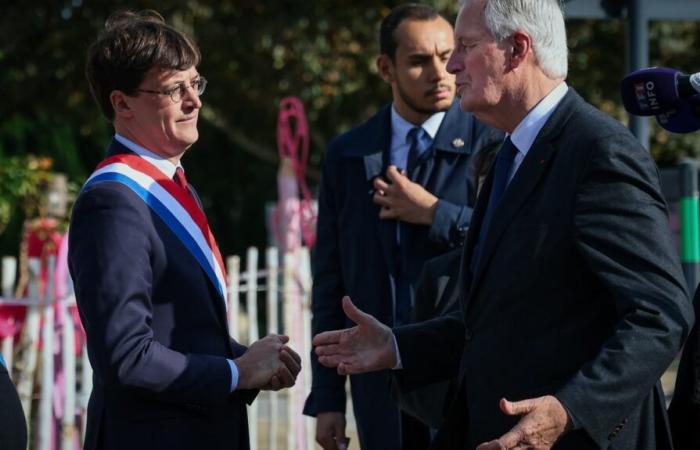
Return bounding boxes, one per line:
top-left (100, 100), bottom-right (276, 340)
top-left (621, 67), bottom-right (682, 116)
top-left (656, 95), bottom-right (700, 134)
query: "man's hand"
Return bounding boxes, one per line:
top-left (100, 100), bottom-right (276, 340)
top-left (235, 334), bottom-right (301, 390)
top-left (313, 296), bottom-right (396, 375)
top-left (261, 345), bottom-right (302, 391)
top-left (373, 165), bottom-right (438, 225)
top-left (316, 411), bottom-right (350, 450)
top-left (476, 396), bottom-right (572, 450)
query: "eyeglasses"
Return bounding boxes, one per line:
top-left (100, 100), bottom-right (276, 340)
top-left (135, 76), bottom-right (207, 103)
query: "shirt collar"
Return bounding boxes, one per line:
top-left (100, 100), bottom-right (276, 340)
top-left (510, 82), bottom-right (569, 155)
top-left (114, 133), bottom-right (182, 178)
top-left (390, 105), bottom-right (446, 144)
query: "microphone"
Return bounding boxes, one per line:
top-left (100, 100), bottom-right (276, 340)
top-left (655, 95), bottom-right (700, 134)
top-left (620, 67), bottom-right (700, 116)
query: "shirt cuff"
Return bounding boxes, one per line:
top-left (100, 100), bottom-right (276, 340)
top-left (227, 359), bottom-right (239, 392)
top-left (391, 333), bottom-right (403, 370)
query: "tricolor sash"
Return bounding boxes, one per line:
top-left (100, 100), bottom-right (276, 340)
top-left (82, 154), bottom-right (228, 306)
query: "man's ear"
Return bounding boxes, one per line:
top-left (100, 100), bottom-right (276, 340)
top-left (110, 90), bottom-right (134, 118)
top-left (509, 31), bottom-right (532, 70)
top-left (376, 54), bottom-right (395, 84)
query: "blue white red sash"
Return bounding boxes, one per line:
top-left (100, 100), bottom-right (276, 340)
top-left (82, 154), bottom-right (228, 306)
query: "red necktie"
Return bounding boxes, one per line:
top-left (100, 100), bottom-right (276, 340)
top-left (173, 167), bottom-right (189, 191)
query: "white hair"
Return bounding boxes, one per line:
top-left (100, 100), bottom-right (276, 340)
top-left (466, 0), bottom-right (569, 79)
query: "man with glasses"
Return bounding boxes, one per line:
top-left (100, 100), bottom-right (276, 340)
top-left (69, 10), bottom-right (301, 450)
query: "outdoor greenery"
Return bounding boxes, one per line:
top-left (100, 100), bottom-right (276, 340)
top-left (1, 1), bottom-right (699, 257)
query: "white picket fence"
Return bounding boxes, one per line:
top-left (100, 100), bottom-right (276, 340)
top-left (0, 246), bottom-right (319, 450)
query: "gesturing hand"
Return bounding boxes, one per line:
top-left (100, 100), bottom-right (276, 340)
top-left (476, 396), bottom-right (572, 450)
top-left (313, 296), bottom-right (397, 375)
top-left (372, 166), bottom-right (438, 225)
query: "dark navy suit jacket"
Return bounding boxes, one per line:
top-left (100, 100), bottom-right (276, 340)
top-left (304, 101), bottom-right (501, 449)
top-left (394, 90), bottom-right (694, 450)
top-left (68, 140), bottom-right (254, 450)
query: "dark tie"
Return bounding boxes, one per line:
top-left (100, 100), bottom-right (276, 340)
top-left (173, 166), bottom-right (188, 191)
top-left (470, 137), bottom-right (518, 273)
top-left (406, 126), bottom-right (432, 174)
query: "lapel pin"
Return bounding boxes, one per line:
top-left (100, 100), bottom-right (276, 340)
top-left (452, 138), bottom-right (465, 148)
top-left (539, 159), bottom-right (547, 166)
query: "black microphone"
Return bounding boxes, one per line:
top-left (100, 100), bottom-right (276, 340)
top-left (620, 67), bottom-right (700, 116)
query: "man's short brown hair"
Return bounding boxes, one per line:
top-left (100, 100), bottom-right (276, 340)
top-left (85, 10), bottom-right (201, 120)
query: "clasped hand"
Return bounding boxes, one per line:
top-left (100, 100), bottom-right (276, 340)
top-left (235, 334), bottom-right (302, 390)
top-left (373, 166), bottom-right (438, 225)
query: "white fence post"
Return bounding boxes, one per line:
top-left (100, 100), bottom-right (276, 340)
top-left (266, 247), bottom-right (279, 450)
top-left (246, 247), bottom-right (259, 450)
top-left (300, 247), bottom-right (315, 450)
top-left (227, 256), bottom-right (241, 341)
top-left (61, 296), bottom-right (77, 450)
top-left (79, 339), bottom-right (92, 443)
top-left (38, 256), bottom-right (56, 450)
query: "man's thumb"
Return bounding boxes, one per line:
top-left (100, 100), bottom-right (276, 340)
top-left (500, 397), bottom-right (534, 416)
top-left (342, 296), bottom-right (373, 325)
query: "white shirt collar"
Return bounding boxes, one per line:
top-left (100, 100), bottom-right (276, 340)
top-left (390, 105), bottom-right (446, 144)
top-left (114, 134), bottom-right (182, 178)
top-left (510, 82), bottom-right (569, 155)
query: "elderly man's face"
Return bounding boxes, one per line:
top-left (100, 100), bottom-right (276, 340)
top-left (126, 66), bottom-right (202, 159)
top-left (447, 0), bottom-right (509, 119)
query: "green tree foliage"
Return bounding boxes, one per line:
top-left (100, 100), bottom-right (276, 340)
top-left (1, 1), bottom-right (699, 256)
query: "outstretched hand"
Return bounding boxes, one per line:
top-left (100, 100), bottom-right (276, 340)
top-left (476, 396), bottom-right (572, 450)
top-left (313, 296), bottom-right (397, 375)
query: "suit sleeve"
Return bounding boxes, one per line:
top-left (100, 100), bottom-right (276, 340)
top-left (428, 120), bottom-right (504, 248)
top-left (555, 133), bottom-right (695, 447)
top-left (392, 310), bottom-right (464, 391)
top-left (68, 184), bottom-right (233, 406)
top-left (303, 151), bottom-right (348, 416)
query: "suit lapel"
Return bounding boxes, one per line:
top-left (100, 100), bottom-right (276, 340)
top-left (411, 101), bottom-right (474, 185)
top-left (360, 108), bottom-right (399, 276)
top-left (464, 90), bottom-right (579, 303)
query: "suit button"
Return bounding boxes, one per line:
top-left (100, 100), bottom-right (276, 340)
top-left (464, 328), bottom-right (473, 340)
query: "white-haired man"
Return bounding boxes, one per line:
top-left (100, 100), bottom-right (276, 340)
top-left (312, 0), bottom-right (694, 449)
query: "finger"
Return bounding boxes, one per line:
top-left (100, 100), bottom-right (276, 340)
top-left (336, 437), bottom-right (350, 450)
top-left (373, 193), bottom-right (392, 207)
top-left (500, 397), bottom-right (535, 416)
top-left (313, 330), bottom-right (343, 346)
top-left (475, 441), bottom-right (505, 450)
top-left (275, 363), bottom-right (296, 387)
top-left (281, 345), bottom-right (302, 365)
top-left (385, 165), bottom-right (403, 184)
top-left (341, 296), bottom-right (375, 326)
top-left (316, 432), bottom-right (339, 450)
top-left (315, 343), bottom-right (344, 357)
top-left (267, 374), bottom-right (282, 391)
top-left (373, 177), bottom-right (390, 191)
top-left (494, 426), bottom-right (525, 450)
top-left (280, 348), bottom-right (302, 376)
